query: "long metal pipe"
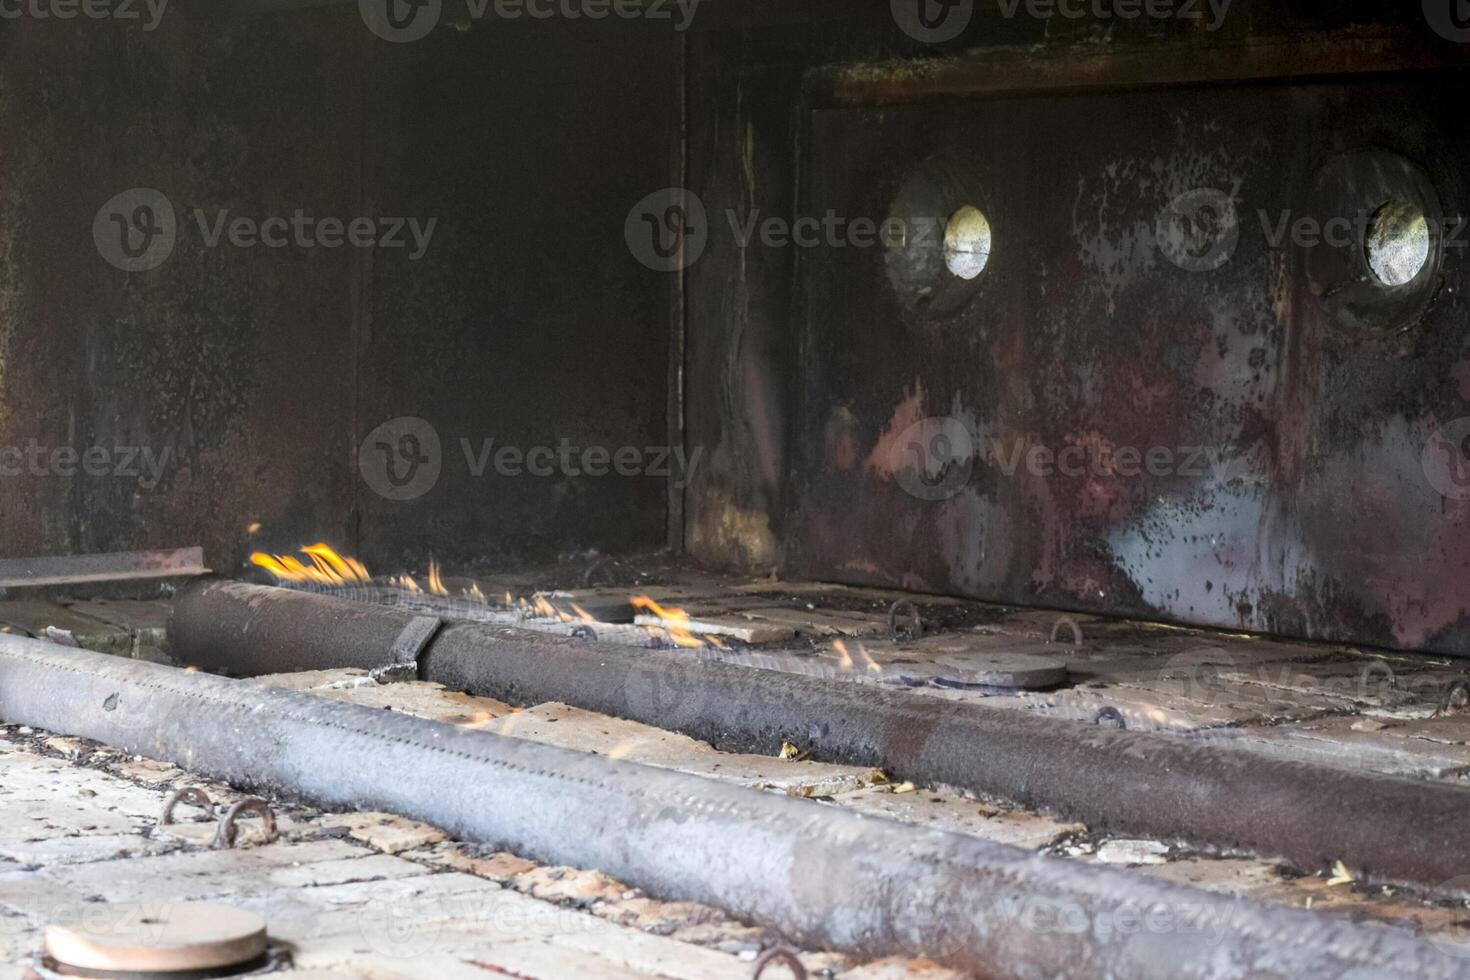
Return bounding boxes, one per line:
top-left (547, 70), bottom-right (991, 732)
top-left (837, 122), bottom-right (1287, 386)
top-left (1, 631), bottom-right (1465, 979)
top-left (169, 578), bottom-right (1470, 890)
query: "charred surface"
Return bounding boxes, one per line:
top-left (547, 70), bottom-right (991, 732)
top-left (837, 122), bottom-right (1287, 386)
top-left (170, 578), bottom-right (1470, 890)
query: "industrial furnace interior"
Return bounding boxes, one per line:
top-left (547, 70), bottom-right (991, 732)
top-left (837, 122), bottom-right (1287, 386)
top-left (2, 2), bottom-right (1470, 978)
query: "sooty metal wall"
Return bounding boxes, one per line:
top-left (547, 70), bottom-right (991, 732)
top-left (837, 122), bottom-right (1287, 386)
top-left (785, 73), bottom-right (1470, 656)
top-left (4, 2), bottom-right (1469, 659)
top-left (674, 6), bottom-right (1470, 657)
top-left (0, 8), bottom-right (675, 573)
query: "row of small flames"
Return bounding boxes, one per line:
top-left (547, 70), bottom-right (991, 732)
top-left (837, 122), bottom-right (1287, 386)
top-left (250, 544), bottom-right (720, 650)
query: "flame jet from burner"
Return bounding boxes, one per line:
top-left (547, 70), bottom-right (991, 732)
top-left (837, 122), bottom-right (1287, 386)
top-left (249, 544), bottom-right (370, 587)
top-left (631, 596), bottom-right (711, 649)
top-left (253, 545), bottom-right (492, 605)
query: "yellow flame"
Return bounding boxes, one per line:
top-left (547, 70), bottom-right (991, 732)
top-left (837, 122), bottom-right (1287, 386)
top-left (465, 582), bottom-right (486, 602)
top-left (391, 574), bottom-right (423, 593)
top-left (251, 544), bottom-right (370, 586)
top-left (516, 595), bottom-right (598, 626)
top-left (427, 560), bottom-right (449, 597)
top-left (632, 596), bottom-right (706, 649)
top-left (834, 640), bottom-right (855, 670)
top-left (304, 544), bottom-right (370, 583)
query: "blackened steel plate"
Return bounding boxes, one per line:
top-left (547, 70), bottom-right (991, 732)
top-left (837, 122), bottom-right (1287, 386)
top-left (787, 76), bottom-right (1470, 657)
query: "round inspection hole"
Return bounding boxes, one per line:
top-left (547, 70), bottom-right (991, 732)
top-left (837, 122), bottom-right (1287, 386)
top-left (1365, 200), bottom-right (1431, 287)
top-left (943, 205), bottom-right (992, 280)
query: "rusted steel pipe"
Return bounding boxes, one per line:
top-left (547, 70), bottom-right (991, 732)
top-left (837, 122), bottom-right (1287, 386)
top-left (169, 578), bottom-right (1470, 889)
top-left (1, 631), bottom-right (1466, 979)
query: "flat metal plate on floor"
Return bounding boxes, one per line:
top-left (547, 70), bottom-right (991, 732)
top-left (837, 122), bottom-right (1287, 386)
top-left (894, 652), bottom-right (1069, 690)
top-left (44, 903), bottom-right (267, 975)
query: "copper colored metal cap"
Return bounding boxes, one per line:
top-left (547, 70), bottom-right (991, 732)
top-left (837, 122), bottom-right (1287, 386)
top-left (44, 903), bottom-right (267, 976)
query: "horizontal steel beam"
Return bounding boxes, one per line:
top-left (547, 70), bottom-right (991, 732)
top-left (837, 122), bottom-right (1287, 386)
top-left (0, 549), bottom-right (208, 589)
top-left (1, 630), bottom-right (1465, 978)
top-left (816, 30), bottom-right (1470, 106)
top-left (168, 579), bottom-right (1470, 891)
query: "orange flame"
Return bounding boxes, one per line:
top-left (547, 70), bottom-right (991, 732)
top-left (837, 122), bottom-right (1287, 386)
top-left (632, 596), bottom-right (707, 649)
top-left (252, 544), bottom-right (370, 586)
top-left (833, 639), bottom-right (881, 674)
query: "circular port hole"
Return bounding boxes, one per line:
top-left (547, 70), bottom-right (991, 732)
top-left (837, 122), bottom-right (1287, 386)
top-left (943, 205), bottom-right (992, 280)
top-left (1365, 201), bottom-right (1430, 287)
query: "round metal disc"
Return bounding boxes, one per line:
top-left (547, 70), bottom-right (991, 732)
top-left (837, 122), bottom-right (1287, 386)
top-left (46, 903), bottom-right (267, 974)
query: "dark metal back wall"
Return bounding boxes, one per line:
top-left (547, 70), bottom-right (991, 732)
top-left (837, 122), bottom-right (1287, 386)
top-left (0, 10), bottom-right (675, 574)
top-left (674, 7), bottom-right (1470, 656)
top-left (783, 75), bottom-right (1470, 655)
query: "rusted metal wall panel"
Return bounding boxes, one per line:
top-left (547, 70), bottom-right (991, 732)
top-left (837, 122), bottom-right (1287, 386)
top-left (0, 11), bottom-right (676, 576)
top-left (679, 3), bottom-right (1456, 580)
top-left (0, 12), bottom-right (363, 573)
top-left (785, 74), bottom-right (1470, 655)
top-left (674, 5), bottom-right (1470, 654)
